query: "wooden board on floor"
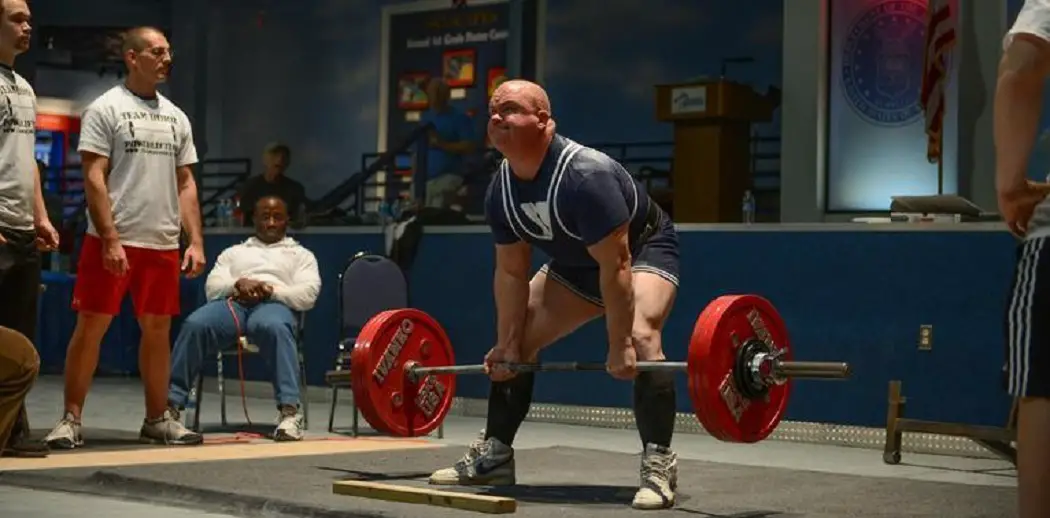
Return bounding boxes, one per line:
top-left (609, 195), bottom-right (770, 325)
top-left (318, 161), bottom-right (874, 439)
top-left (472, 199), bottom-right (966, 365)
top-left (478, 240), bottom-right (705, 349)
top-left (0, 437), bottom-right (438, 472)
top-left (332, 479), bottom-right (517, 514)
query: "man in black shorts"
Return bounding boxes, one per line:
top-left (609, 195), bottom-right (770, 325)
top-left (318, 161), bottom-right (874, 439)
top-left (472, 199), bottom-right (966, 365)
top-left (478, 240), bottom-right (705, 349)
top-left (997, 3), bottom-right (1050, 517)
top-left (427, 80), bottom-right (680, 510)
top-left (0, 0), bottom-right (57, 458)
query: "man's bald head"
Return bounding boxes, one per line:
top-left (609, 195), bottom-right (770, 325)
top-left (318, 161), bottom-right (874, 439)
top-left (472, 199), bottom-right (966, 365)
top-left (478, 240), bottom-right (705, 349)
top-left (254, 196), bottom-right (289, 243)
top-left (492, 80), bottom-right (551, 114)
top-left (121, 26), bottom-right (172, 87)
top-left (487, 79), bottom-right (555, 171)
top-left (122, 26), bottom-right (164, 54)
top-left (0, 0), bottom-right (28, 15)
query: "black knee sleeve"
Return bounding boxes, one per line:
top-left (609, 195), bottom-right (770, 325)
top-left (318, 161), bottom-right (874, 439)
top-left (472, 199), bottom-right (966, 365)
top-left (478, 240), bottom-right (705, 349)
top-left (633, 370), bottom-right (677, 449)
top-left (484, 373), bottom-right (535, 446)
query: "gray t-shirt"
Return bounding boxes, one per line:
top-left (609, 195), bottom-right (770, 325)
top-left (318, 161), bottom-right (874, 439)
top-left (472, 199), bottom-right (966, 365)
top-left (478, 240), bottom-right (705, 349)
top-left (0, 66), bottom-right (38, 232)
top-left (78, 85), bottom-right (197, 250)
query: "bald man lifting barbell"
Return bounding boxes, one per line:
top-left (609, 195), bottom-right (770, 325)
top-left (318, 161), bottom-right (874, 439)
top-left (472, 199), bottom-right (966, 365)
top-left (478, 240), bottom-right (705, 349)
top-left (327, 81), bottom-right (850, 512)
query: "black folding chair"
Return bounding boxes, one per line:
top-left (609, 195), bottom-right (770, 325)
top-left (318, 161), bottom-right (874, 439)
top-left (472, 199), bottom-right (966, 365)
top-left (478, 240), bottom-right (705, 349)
top-left (328, 251), bottom-right (442, 437)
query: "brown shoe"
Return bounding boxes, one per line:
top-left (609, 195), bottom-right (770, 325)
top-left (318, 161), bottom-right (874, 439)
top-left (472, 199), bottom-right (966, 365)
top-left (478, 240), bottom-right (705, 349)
top-left (2, 438), bottom-right (50, 458)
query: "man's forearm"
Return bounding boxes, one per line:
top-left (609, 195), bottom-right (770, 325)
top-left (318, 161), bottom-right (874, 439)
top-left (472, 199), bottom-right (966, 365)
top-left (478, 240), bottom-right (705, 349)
top-left (995, 55), bottom-right (1046, 192)
top-left (494, 269), bottom-right (529, 351)
top-left (178, 179), bottom-right (203, 246)
top-left (85, 175), bottom-right (118, 240)
top-left (599, 265), bottom-right (634, 351)
top-left (32, 172), bottom-right (48, 224)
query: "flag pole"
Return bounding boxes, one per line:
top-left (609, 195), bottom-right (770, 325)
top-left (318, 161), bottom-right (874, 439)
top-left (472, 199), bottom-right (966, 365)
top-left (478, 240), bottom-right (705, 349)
top-left (937, 152), bottom-right (944, 195)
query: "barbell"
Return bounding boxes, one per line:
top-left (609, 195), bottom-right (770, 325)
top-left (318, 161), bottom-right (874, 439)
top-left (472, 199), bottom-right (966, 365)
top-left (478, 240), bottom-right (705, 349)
top-left (324, 294), bottom-right (851, 443)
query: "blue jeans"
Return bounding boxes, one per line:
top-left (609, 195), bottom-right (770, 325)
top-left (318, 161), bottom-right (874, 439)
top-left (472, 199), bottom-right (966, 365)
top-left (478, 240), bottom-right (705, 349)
top-left (168, 300), bottom-right (300, 407)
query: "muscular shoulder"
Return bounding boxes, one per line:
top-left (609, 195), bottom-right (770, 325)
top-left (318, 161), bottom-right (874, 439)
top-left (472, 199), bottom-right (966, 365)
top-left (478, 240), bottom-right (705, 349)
top-left (483, 160), bottom-right (509, 219)
top-left (566, 146), bottom-right (622, 178)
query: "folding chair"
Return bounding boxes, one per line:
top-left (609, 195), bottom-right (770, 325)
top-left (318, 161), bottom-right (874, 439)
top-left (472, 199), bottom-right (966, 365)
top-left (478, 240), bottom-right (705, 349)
top-left (190, 311), bottom-right (309, 432)
top-left (327, 251), bottom-right (441, 437)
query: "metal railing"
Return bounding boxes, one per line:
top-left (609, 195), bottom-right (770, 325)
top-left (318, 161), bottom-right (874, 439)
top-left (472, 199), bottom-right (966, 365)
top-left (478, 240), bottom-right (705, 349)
top-left (351, 131), bottom-right (782, 221)
top-left (358, 150), bottom-right (414, 211)
top-left (196, 158), bottom-right (253, 225)
top-left (185, 129), bottom-right (783, 225)
top-left (310, 122), bottom-right (434, 216)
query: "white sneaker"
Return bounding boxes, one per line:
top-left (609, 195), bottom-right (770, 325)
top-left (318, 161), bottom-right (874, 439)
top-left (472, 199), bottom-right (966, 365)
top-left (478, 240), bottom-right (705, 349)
top-left (429, 430), bottom-right (516, 486)
top-left (631, 443), bottom-right (678, 510)
top-left (273, 405), bottom-right (304, 442)
top-left (43, 412), bottom-right (83, 450)
top-left (140, 408), bottom-right (204, 446)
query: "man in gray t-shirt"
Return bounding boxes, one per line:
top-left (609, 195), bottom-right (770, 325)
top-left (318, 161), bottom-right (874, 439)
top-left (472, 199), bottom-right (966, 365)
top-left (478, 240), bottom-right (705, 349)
top-left (0, 0), bottom-right (57, 459)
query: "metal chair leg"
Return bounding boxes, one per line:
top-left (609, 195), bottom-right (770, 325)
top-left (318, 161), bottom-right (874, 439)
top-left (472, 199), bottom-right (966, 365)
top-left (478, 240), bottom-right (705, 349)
top-left (217, 351), bottom-right (227, 427)
top-left (352, 400), bottom-right (359, 437)
top-left (328, 387), bottom-right (339, 433)
top-left (299, 352), bottom-right (310, 430)
top-left (192, 374), bottom-right (204, 432)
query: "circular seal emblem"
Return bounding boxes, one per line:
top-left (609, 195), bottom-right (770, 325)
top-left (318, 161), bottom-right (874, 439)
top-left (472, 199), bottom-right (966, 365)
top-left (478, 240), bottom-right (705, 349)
top-left (841, 0), bottom-right (928, 127)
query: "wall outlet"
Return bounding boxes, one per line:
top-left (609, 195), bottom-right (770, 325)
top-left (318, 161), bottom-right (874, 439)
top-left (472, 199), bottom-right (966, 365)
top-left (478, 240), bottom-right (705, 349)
top-left (918, 325), bottom-right (933, 351)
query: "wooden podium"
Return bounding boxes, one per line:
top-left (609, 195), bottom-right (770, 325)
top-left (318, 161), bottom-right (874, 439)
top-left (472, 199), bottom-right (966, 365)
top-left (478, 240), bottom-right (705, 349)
top-left (654, 80), bottom-right (777, 223)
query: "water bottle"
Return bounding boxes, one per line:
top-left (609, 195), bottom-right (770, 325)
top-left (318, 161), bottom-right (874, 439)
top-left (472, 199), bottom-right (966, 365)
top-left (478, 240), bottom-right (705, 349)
top-left (741, 190), bottom-right (756, 224)
top-left (232, 197), bottom-right (243, 227)
top-left (218, 198), bottom-right (230, 227)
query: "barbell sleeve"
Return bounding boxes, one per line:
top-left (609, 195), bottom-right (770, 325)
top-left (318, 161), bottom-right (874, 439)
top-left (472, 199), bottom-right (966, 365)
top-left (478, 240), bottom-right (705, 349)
top-left (774, 361), bottom-right (851, 379)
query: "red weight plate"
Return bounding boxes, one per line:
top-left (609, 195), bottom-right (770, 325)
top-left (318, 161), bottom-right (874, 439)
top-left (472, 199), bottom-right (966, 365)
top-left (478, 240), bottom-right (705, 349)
top-left (350, 310), bottom-right (395, 435)
top-left (350, 308), bottom-right (457, 437)
top-left (687, 294), bottom-right (792, 443)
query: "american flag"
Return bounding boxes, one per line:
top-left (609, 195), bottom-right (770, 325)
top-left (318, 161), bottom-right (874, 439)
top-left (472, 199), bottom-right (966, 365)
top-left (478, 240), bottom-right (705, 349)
top-left (920, 0), bottom-right (957, 164)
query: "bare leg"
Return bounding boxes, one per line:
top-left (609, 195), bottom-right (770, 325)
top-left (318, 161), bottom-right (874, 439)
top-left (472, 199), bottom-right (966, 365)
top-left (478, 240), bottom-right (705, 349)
top-left (1017, 397), bottom-right (1050, 518)
top-left (138, 314), bottom-right (172, 420)
top-left (629, 271), bottom-right (678, 448)
top-left (628, 271), bottom-right (679, 511)
top-left (484, 269), bottom-right (603, 446)
top-left (429, 270), bottom-right (603, 486)
top-left (63, 312), bottom-right (114, 419)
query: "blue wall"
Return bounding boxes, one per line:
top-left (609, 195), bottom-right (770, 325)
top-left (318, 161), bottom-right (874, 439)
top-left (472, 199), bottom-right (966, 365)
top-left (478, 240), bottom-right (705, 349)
top-left (187, 228), bottom-right (1017, 429)
top-left (36, 227), bottom-right (1018, 428)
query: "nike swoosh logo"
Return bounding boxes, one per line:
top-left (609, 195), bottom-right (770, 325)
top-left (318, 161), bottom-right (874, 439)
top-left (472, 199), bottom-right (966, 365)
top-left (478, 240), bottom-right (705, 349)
top-left (474, 458), bottom-right (508, 475)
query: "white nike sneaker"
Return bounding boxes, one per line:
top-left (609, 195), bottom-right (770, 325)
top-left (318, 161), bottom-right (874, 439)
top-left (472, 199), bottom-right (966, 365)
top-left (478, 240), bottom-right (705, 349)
top-left (631, 443), bottom-right (678, 510)
top-left (429, 430), bottom-right (516, 486)
top-left (43, 412), bottom-right (83, 450)
top-left (273, 405), bottom-right (304, 442)
top-left (139, 408), bottom-right (204, 445)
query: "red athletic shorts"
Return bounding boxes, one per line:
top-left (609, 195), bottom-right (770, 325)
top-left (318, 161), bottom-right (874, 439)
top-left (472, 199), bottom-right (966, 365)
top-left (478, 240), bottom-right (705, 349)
top-left (72, 234), bottom-right (182, 316)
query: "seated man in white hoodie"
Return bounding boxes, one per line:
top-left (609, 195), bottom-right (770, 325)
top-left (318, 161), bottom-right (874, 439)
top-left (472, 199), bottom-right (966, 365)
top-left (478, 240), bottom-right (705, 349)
top-left (162, 196), bottom-right (321, 445)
